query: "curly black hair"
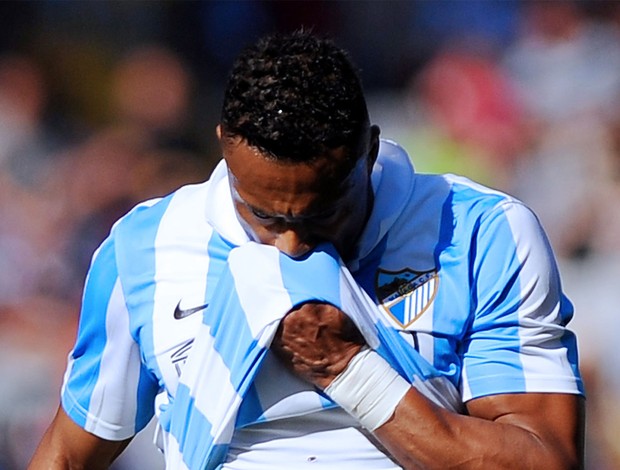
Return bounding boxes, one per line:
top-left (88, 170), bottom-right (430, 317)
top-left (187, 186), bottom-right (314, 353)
top-left (220, 30), bottom-right (370, 162)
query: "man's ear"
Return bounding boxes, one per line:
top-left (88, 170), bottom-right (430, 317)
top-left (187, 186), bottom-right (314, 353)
top-left (368, 125), bottom-right (381, 170)
top-left (216, 124), bottom-right (222, 141)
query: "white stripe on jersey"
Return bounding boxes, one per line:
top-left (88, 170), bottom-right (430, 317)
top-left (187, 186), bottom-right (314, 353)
top-left (152, 184), bottom-right (214, 397)
top-left (504, 202), bottom-right (581, 392)
top-left (228, 244), bottom-right (294, 341)
top-left (163, 433), bottom-right (191, 470)
top-left (86, 278), bottom-right (141, 439)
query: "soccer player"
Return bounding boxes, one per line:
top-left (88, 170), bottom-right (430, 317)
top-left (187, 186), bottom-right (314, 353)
top-left (29, 31), bottom-right (584, 469)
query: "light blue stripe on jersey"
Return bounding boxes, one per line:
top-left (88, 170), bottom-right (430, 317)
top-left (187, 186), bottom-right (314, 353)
top-left (63, 235), bottom-right (118, 428)
top-left (114, 196), bottom-right (174, 429)
top-left (205, 231), bottom-right (236, 302)
top-left (206, 280), bottom-right (262, 391)
top-left (279, 243), bottom-right (344, 308)
top-left (168, 383), bottom-right (224, 469)
top-left (235, 383), bottom-right (265, 426)
top-left (442, 184), bottom-right (526, 397)
top-left (469, 210), bottom-right (525, 395)
top-left (559, 294), bottom-right (581, 381)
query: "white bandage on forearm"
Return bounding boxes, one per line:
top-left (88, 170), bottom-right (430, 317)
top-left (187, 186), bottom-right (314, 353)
top-left (324, 347), bottom-right (411, 431)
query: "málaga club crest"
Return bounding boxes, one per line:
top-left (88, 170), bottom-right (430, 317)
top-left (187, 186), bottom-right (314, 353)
top-left (375, 268), bottom-right (438, 329)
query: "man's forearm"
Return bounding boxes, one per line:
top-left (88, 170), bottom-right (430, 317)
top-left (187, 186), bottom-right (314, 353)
top-left (28, 407), bottom-right (131, 470)
top-left (373, 389), bottom-right (584, 470)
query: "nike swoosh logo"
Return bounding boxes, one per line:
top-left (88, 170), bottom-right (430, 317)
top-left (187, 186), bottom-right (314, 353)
top-left (174, 300), bottom-right (209, 320)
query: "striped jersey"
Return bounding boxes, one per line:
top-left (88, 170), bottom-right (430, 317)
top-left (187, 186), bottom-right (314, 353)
top-left (60, 139), bottom-right (583, 468)
top-left (159, 240), bottom-right (464, 469)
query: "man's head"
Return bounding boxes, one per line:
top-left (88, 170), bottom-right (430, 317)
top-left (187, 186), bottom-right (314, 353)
top-left (218, 31), bottom-right (380, 260)
top-left (220, 30), bottom-right (372, 161)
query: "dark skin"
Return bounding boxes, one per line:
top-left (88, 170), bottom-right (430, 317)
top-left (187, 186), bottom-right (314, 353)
top-left (28, 407), bottom-right (132, 469)
top-left (28, 124), bottom-right (584, 469)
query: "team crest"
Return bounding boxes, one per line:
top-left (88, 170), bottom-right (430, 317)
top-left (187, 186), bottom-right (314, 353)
top-left (375, 268), bottom-right (438, 328)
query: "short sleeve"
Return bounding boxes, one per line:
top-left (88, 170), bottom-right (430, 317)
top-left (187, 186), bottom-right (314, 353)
top-left (61, 233), bottom-right (160, 440)
top-left (461, 201), bottom-right (583, 401)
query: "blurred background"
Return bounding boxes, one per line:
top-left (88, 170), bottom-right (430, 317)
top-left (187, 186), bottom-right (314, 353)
top-left (0, 1), bottom-right (618, 468)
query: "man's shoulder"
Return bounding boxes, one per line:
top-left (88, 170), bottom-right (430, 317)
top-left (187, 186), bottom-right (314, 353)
top-left (378, 139), bottom-right (514, 198)
top-left (376, 139), bottom-right (510, 206)
top-left (376, 164), bottom-right (524, 262)
top-left (107, 180), bottom-right (224, 307)
top-left (114, 181), bottom-right (211, 236)
top-left (409, 171), bottom-right (518, 217)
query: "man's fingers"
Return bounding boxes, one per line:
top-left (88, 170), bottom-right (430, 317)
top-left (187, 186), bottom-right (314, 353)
top-left (272, 302), bottom-right (366, 388)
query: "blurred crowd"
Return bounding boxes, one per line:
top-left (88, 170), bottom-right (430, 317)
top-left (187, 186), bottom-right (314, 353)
top-left (0, 2), bottom-right (619, 469)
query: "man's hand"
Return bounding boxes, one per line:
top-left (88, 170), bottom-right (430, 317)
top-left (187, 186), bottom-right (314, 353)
top-left (271, 302), bottom-right (366, 389)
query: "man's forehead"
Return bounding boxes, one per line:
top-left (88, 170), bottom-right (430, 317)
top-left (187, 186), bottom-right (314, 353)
top-left (224, 138), bottom-right (361, 183)
top-left (227, 156), bottom-right (359, 199)
top-left (229, 181), bottom-right (343, 221)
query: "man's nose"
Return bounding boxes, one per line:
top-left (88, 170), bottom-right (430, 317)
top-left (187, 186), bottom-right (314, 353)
top-left (273, 227), bottom-right (316, 259)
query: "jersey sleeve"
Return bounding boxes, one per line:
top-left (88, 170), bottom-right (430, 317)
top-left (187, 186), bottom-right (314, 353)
top-left (61, 232), bottom-right (160, 441)
top-left (460, 200), bottom-right (584, 401)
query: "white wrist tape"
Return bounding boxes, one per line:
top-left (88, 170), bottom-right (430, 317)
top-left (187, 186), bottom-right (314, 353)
top-left (324, 347), bottom-right (410, 431)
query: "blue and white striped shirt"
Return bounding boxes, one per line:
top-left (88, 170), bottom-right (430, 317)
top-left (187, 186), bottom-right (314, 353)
top-left (60, 140), bottom-right (583, 469)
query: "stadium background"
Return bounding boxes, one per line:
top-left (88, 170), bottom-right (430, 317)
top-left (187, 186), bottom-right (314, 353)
top-left (0, 1), bottom-right (619, 468)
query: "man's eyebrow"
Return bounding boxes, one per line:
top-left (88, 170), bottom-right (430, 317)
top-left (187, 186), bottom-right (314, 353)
top-left (248, 204), bottom-right (275, 218)
top-left (246, 199), bottom-right (339, 221)
top-left (237, 195), bottom-right (280, 219)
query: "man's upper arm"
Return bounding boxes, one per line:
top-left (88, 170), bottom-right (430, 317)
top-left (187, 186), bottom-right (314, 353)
top-left (29, 406), bottom-right (132, 469)
top-left (466, 392), bottom-right (585, 468)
